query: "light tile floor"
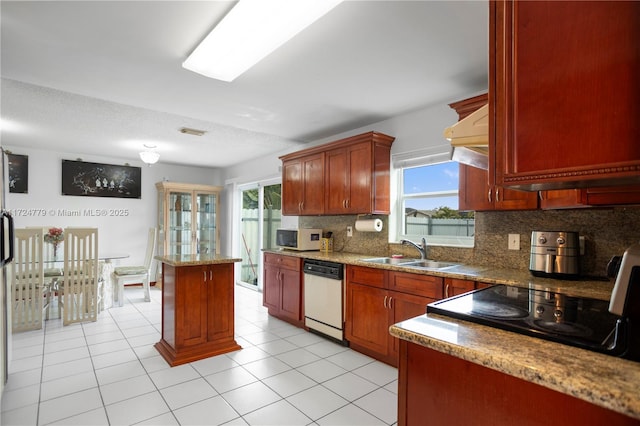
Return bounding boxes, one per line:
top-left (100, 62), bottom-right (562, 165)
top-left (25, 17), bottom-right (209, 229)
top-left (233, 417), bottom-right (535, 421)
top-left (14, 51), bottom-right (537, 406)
top-left (1, 285), bottom-right (398, 425)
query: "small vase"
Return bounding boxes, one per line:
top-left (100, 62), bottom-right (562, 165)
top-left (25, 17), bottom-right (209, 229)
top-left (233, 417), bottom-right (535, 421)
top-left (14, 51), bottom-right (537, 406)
top-left (53, 244), bottom-right (59, 261)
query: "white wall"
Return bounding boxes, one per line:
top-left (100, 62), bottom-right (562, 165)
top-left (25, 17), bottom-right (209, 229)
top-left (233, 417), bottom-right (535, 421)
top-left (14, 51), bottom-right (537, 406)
top-left (221, 99), bottom-right (472, 240)
top-left (5, 146), bottom-right (224, 266)
top-left (222, 100), bottom-right (464, 186)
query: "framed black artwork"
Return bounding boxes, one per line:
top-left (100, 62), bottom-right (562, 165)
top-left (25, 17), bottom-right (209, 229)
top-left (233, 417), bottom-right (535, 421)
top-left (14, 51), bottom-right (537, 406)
top-left (61, 160), bottom-right (141, 198)
top-left (7, 153), bottom-right (28, 194)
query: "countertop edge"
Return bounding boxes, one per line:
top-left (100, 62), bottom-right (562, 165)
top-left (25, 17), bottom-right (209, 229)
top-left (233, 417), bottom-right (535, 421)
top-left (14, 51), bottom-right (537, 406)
top-left (390, 315), bottom-right (640, 421)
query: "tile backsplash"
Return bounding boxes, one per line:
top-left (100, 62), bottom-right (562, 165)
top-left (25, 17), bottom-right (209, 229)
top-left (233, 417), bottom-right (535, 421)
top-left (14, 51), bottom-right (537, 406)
top-left (300, 207), bottom-right (640, 279)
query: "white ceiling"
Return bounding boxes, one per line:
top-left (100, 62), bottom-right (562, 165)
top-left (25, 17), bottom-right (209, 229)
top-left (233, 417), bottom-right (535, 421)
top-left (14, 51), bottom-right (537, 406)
top-left (0, 1), bottom-right (488, 168)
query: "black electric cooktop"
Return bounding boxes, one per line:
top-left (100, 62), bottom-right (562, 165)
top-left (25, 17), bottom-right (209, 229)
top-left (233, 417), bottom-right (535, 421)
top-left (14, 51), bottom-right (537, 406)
top-left (427, 285), bottom-right (627, 356)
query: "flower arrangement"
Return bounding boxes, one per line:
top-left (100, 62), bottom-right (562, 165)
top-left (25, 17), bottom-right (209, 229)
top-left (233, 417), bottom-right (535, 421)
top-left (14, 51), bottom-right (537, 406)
top-left (44, 227), bottom-right (64, 258)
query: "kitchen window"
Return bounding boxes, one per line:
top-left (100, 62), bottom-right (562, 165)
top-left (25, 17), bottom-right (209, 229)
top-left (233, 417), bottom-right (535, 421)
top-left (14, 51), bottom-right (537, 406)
top-left (395, 151), bottom-right (474, 248)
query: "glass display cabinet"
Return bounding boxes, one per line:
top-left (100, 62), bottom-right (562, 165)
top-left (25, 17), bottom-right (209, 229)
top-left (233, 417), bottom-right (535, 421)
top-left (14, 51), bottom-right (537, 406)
top-left (156, 182), bottom-right (222, 259)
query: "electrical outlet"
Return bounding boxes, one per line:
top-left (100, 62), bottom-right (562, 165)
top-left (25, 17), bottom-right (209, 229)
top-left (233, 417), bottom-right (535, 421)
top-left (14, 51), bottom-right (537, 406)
top-left (346, 226), bottom-right (353, 237)
top-left (508, 233), bottom-right (520, 250)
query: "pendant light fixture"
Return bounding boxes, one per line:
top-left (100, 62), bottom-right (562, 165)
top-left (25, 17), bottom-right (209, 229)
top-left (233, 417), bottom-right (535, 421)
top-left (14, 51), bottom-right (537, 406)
top-left (139, 144), bottom-right (160, 166)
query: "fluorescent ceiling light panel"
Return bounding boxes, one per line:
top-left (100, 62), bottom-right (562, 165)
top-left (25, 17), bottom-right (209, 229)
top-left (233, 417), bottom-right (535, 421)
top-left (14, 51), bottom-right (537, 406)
top-left (183, 0), bottom-right (343, 82)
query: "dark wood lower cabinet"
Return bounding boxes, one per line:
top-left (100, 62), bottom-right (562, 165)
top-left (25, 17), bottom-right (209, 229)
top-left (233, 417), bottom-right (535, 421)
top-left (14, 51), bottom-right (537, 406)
top-left (345, 266), bottom-right (439, 367)
top-left (263, 253), bottom-right (303, 327)
top-left (155, 262), bottom-right (241, 366)
top-left (397, 340), bottom-right (639, 426)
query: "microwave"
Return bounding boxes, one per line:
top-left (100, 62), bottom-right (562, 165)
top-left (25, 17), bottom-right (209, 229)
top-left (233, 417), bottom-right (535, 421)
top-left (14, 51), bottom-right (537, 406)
top-left (276, 228), bottom-right (322, 251)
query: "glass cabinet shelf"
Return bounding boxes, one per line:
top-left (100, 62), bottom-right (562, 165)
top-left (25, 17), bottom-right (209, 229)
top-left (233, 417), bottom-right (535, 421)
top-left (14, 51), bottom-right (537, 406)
top-left (157, 182), bottom-right (222, 258)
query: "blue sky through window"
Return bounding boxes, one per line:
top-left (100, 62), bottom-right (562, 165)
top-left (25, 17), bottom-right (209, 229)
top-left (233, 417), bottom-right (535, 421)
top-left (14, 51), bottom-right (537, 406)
top-left (404, 162), bottom-right (459, 210)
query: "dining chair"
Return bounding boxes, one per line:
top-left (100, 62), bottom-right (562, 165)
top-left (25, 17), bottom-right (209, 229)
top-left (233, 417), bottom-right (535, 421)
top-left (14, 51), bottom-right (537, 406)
top-left (58, 227), bottom-right (101, 325)
top-left (27, 226), bottom-right (63, 280)
top-left (113, 227), bottom-right (157, 307)
top-left (12, 228), bottom-right (51, 332)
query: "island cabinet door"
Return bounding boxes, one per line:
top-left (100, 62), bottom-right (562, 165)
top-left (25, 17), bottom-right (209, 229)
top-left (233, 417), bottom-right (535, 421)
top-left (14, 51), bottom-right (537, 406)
top-left (389, 292), bottom-right (434, 363)
top-left (174, 265), bottom-right (208, 349)
top-left (206, 263), bottom-right (234, 342)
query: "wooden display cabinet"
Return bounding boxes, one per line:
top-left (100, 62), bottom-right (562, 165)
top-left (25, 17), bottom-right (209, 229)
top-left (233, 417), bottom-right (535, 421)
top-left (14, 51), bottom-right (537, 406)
top-left (156, 182), bottom-right (221, 257)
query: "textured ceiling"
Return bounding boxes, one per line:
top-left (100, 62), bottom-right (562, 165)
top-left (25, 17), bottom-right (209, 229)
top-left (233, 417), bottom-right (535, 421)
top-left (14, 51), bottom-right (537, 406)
top-left (0, 1), bottom-right (488, 168)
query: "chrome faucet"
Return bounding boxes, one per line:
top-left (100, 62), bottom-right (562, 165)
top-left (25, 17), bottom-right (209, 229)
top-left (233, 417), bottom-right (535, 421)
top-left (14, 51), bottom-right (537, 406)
top-left (400, 237), bottom-right (428, 260)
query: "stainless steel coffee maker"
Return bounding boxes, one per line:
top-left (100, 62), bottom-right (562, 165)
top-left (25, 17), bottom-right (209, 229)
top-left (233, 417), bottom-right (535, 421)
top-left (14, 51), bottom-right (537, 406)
top-left (529, 231), bottom-right (580, 278)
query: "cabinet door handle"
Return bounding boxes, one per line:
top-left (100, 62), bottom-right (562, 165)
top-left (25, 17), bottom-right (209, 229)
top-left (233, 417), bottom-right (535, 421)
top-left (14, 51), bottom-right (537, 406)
top-left (495, 187), bottom-right (500, 202)
top-left (383, 295), bottom-right (388, 309)
top-left (445, 283), bottom-right (449, 298)
top-left (203, 270), bottom-right (207, 282)
top-left (388, 296), bottom-right (393, 310)
top-left (209, 270), bottom-right (213, 280)
top-left (488, 188), bottom-right (492, 203)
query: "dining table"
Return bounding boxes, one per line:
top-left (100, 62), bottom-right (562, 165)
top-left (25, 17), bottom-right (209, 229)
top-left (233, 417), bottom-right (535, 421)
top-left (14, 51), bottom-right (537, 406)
top-left (43, 253), bottom-right (129, 310)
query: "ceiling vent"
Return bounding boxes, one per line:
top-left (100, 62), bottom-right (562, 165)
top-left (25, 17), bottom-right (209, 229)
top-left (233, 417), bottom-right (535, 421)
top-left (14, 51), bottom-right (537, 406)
top-left (180, 127), bottom-right (206, 136)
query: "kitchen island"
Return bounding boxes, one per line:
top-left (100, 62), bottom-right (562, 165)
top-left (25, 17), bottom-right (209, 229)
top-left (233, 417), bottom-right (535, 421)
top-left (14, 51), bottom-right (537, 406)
top-left (154, 254), bottom-right (241, 366)
top-left (390, 314), bottom-right (640, 425)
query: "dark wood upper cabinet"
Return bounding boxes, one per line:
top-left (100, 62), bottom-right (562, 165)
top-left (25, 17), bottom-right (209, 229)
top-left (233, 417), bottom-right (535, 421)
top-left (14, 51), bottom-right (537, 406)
top-left (450, 94), bottom-right (538, 212)
top-left (280, 131), bottom-right (394, 216)
top-left (493, 0), bottom-right (640, 191)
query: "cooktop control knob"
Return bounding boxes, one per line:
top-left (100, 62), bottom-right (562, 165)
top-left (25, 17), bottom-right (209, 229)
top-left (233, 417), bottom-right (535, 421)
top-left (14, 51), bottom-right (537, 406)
top-left (554, 310), bottom-right (563, 319)
top-left (538, 236), bottom-right (547, 244)
top-left (536, 305), bottom-right (545, 315)
top-left (557, 236), bottom-right (565, 245)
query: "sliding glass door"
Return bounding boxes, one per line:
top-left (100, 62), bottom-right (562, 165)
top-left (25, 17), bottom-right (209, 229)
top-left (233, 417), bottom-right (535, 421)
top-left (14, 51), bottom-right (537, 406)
top-left (238, 181), bottom-right (281, 289)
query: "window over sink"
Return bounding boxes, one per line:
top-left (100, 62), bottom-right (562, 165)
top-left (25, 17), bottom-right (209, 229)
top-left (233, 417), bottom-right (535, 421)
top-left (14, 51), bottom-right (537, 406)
top-left (395, 155), bottom-right (474, 248)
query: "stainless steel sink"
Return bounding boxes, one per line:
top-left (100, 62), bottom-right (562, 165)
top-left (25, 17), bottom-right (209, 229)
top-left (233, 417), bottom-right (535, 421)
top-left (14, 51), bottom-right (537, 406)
top-left (361, 257), bottom-right (458, 270)
top-left (361, 257), bottom-right (421, 265)
top-left (402, 260), bottom-right (459, 270)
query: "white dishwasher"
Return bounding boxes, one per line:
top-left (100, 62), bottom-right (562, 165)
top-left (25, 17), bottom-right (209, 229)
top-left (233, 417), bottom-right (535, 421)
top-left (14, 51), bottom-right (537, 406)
top-left (303, 259), bottom-right (346, 343)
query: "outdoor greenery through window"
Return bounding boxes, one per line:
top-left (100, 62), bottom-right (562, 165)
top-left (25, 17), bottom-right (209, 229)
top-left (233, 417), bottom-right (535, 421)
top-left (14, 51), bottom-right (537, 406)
top-left (399, 161), bottom-right (474, 247)
top-left (240, 183), bottom-right (281, 287)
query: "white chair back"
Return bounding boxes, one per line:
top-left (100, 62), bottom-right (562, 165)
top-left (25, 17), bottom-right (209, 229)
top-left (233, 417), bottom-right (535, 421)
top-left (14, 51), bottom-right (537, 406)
top-left (61, 228), bottom-right (99, 325)
top-left (13, 228), bottom-right (47, 331)
top-left (113, 227), bottom-right (156, 307)
top-left (143, 228), bottom-right (157, 272)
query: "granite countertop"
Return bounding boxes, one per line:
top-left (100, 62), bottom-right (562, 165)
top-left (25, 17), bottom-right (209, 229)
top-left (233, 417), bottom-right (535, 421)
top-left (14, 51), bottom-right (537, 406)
top-left (263, 248), bottom-right (614, 300)
top-left (155, 254), bottom-right (241, 267)
top-left (264, 248), bottom-right (640, 419)
top-left (389, 314), bottom-right (640, 420)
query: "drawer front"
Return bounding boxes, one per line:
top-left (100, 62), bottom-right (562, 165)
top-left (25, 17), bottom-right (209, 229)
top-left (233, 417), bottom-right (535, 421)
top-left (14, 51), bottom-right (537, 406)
top-left (390, 271), bottom-right (443, 299)
top-left (347, 265), bottom-right (387, 289)
top-left (264, 253), bottom-right (301, 271)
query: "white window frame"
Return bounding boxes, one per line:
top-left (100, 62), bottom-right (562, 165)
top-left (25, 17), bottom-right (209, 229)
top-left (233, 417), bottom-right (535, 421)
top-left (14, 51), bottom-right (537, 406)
top-left (235, 177), bottom-right (282, 291)
top-left (393, 147), bottom-right (474, 248)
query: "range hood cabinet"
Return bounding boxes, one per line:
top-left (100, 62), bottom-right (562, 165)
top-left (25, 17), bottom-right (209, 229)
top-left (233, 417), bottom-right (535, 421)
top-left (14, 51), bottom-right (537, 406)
top-left (444, 103), bottom-right (489, 170)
